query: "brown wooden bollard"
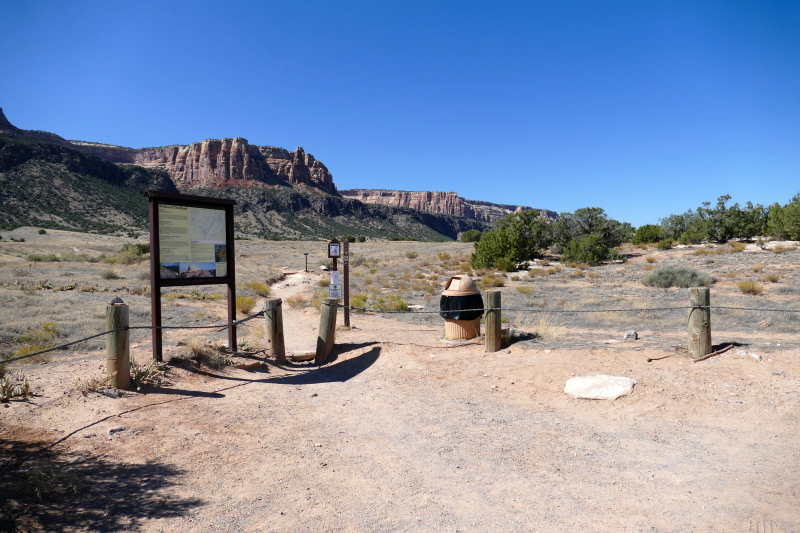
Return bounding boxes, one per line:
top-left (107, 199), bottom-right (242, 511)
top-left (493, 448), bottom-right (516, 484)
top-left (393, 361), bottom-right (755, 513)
top-left (315, 297), bottom-right (338, 365)
top-left (265, 298), bottom-right (286, 363)
top-left (106, 299), bottom-right (131, 389)
top-left (688, 287), bottom-right (712, 360)
top-left (485, 289), bottom-right (502, 353)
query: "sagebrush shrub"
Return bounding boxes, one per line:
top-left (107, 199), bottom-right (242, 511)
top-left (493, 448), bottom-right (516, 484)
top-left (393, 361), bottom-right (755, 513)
top-left (642, 264), bottom-right (713, 288)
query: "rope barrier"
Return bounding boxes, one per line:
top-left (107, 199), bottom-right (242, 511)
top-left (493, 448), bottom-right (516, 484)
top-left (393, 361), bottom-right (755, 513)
top-left (325, 301), bottom-right (800, 315)
top-left (1, 303), bottom-right (282, 365)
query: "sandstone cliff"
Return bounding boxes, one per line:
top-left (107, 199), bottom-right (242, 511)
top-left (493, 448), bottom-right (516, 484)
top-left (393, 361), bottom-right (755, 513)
top-left (69, 139), bottom-right (335, 193)
top-left (339, 189), bottom-right (555, 224)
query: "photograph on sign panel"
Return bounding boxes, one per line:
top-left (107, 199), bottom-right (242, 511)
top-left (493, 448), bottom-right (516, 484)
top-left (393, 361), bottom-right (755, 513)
top-left (330, 243), bottom-right (340, 257)
top-left (179, 261), bottom-right (216, 278)
top-left (160, 262), bottom-right (181, 279)
top-left (214, 244), bottom-right (227, 263)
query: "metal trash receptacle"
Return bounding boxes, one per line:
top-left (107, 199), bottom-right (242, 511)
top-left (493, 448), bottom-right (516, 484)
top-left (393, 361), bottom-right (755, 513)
top-left (439, 275), bottom-right (484, 340)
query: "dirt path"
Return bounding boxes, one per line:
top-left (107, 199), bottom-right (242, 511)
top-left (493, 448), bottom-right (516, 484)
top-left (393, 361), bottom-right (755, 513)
top-left (3, 306), bottom-right (799, 532)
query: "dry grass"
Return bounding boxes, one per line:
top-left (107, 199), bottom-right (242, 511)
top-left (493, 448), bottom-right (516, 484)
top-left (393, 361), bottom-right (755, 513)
top-left (286, 293), bottom-right (307, 309)
top-left (753, 263), bottom-right (764, 272)
top-left (533, 314), bottom-right (566, 342)
top-left (516, 286), bottom-right (535, 297)
top-left (737, 281), bottom-right (764, 295)
top-left (762, 274), bottom-right (780, 283)
top-left (244, 281), bottom-right (271, 297)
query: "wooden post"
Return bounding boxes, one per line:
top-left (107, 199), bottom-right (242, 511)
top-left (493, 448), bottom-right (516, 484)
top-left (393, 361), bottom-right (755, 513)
top-left (315, 297), bottom-right (338, 365)
top-left (265, 298), bottom-right (286, 363)
top-left (343, 239), bottom-right (350, 327)
top-left (106, 299), bottom-right (131, 389)
top-left (485, 289), bottom-right (502, 353)
top-left (688, 287), bottom-right (712, 360)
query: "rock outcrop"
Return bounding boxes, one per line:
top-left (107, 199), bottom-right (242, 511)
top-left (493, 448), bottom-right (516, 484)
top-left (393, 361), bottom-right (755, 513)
top-left (339, 189), bottom-right (555, 224)
top-left (69, 139), bottom-right (335, 192)
top-left (1, 108), bottom-right (335, 192)
top-left (0, 108), bottom-right (71, 146)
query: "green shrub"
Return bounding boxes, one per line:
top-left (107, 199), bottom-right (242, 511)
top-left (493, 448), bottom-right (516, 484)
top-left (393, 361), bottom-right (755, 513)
top-left (657, 239), bottom-right (673, 251)
top-left (493, 257), bottom-right (515, 272)
top-left (632, 224), bottom-right (661, 245)
top-left (372, 294), bottom-right (409, 312)
top-left (405, 251), bottom-right (419, 260)
top-left (461, 230), bottom-right (482, 243)
top-left (357, 235), bottom-right (366, 242)
top-left (37, 229), bottom-right (47, 235)
top-left (341, 235), bottom-right (356, 242)
top-left (642, 264), bottom-right (713, 288)
top-left (471, 210), bottom-right (551, 269)
top-left (26, 253), bottom-right (59, 262)
top-left (679, 229), bottom-right (704, 245)
top-left (561, 234), bottom-right (610, 266)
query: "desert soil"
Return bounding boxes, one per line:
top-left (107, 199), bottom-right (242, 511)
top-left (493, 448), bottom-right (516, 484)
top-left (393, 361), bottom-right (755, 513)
top-left (1, 228), bottom-right (799, 532)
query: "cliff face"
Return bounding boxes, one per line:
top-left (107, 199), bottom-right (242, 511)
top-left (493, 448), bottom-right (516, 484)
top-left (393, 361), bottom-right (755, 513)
top-left (338, 189), bottom-right (555, 224)
top-left (69, 139), bottom-right (335, 192)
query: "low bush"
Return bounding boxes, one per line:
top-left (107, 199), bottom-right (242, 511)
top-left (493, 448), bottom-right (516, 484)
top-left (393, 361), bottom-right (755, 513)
top-left (493, 257), bottom-right (515, 272)
top-left (753, 263), bottom-right (764, 272)
top-left (373, 294), bottom-right (409, 312)
top-left (236, 296), bottom-right (256, 315)
top-left (37, 229), bottom-right (46, 235)
top-left (26, 253), bottom-right (59, 262)
top-left (405, 251), bottom-right (419, 260)
top-left (516, 286), bottom-right (535, 296)
top-left (357, 235), bottom-right (366, 242)
top-left (645, 256), bottom-right (656, 263)
top-left (642, 264), bottom-right (713, 288)
top-left (286, 293), bottom-right (307, 309)
top-left (762, 274), bottom-right (779, 283)
top-left (100, 270), bottom-right (123, 280)
top-left (317, 279), bottom-right (331, 287)
top-left (244, 281), bottom-right (270, 297)
top-left (657, 239), bottom-right (673, 251)
top-left (14, 322), bottom-right (58, 361)
top-left (737, 281), bottom-right (764, 295)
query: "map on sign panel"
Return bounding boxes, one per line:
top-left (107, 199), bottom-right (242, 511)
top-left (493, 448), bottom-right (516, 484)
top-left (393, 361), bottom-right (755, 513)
top-left (190, 208), bottom-right (225, 244)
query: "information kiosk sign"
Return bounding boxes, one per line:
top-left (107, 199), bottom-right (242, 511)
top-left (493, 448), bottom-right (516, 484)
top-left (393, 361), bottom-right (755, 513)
top-left (145, 190), bottom-right (238, 361)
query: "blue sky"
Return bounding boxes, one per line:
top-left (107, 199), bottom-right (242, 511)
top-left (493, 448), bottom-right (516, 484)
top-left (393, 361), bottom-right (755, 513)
top-left (1, 1), bottom-right (798, 226)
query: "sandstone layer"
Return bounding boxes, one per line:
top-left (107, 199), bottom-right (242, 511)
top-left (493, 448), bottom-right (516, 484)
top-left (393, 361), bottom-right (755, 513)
top-left (339, 189), bottom-right (556, 224)
top-left (69, 139), bottom-right (335, 193)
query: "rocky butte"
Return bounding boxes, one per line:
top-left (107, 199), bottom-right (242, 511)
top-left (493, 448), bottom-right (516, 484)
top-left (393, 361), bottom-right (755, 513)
top-left (0, 107), bottom-right (334, 193)
top-left (339, 189), bottom-right (556, 224)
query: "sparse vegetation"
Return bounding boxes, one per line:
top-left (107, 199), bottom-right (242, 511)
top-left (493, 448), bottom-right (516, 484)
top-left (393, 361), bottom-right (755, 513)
top-left (100, 270), bottom-right (123, 280)
top-left (26, 253), bottom-right (59, 262)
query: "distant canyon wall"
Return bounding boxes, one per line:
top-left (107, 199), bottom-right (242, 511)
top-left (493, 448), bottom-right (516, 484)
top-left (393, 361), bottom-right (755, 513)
top-left (69, 139), bottom-right (336, 193)
top-left (339, 189), bottom-right (555, 224)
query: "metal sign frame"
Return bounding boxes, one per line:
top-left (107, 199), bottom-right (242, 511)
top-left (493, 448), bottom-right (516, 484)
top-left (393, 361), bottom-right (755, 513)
top-left (145, 190), bottom-right (238, 362)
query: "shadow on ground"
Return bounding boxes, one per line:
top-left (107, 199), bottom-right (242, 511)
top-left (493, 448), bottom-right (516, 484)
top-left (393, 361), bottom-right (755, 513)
top-left (0, 433), bottom-right (202, 532)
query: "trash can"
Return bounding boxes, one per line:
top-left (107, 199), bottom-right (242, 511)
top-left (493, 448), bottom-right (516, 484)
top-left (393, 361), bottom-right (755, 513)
top-left (439, 275), bottom-right (484, 340)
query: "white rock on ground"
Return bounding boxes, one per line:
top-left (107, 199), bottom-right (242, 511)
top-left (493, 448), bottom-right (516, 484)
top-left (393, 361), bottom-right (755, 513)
top-left (564, 375), bottom-right (637, 400)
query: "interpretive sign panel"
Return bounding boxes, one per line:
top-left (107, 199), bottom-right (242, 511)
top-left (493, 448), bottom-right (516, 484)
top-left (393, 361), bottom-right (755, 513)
top-left (158, 204), bottom-right (228, 279)
top-left (145, 190), bottom-right (238, 362)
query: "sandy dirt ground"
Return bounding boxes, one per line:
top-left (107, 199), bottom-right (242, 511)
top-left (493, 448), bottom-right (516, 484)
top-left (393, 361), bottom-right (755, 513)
top-left (1, 230), bottom-right (799, 532)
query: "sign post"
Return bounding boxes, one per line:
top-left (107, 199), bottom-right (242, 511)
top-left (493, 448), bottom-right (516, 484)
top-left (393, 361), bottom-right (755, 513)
top-left (146, 190), bottom-right (237, 362)
top-left (343, 238), bottom-right (350, 327)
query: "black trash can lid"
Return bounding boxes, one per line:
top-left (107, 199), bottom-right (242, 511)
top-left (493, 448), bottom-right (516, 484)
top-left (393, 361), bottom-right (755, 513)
top-left (442, 275), bottom-right (480, 296)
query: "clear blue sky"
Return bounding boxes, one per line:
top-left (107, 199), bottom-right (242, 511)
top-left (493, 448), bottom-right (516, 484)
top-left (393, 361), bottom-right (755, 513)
top-left (1, 1), bottom-right (798, 226)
